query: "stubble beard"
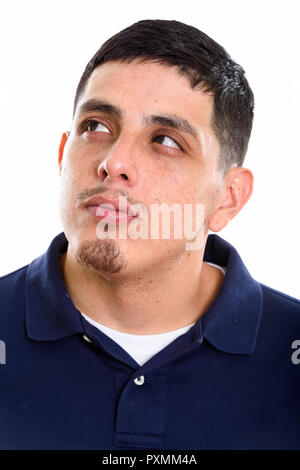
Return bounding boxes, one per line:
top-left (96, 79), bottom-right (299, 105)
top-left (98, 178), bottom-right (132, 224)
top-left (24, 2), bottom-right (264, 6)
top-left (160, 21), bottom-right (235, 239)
top-left (76, 238), bottom-right (128, 275)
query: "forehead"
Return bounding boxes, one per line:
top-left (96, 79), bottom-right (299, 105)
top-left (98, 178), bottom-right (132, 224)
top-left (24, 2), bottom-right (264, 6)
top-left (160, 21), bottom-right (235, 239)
top-left (77, 60), bottom-right (214, 130)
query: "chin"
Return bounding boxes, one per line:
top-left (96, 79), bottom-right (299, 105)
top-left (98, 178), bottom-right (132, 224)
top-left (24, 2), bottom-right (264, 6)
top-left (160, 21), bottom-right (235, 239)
top-left (75, 236), bottom-right (128, 275)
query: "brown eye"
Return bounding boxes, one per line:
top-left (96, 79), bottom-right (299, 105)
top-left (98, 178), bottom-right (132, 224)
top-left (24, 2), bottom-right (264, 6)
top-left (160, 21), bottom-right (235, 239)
top-left (153, 134), bottom-right (182, 150)
top-left (85, 120), bottom-right (111, 133)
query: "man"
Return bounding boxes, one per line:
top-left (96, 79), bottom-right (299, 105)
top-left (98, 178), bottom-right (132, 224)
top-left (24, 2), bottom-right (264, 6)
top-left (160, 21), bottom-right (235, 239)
top-left (0, 19), bottom-right (299, 450)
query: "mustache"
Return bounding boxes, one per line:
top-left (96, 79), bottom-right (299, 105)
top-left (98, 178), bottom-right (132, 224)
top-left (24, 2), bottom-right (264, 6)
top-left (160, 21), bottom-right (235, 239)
top-left (77, 186), bottom-right (138, 206)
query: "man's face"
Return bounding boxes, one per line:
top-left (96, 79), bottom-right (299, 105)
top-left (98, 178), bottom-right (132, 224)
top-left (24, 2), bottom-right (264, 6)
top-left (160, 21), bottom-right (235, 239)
top-left (58, 59), bottom-right (224, 277)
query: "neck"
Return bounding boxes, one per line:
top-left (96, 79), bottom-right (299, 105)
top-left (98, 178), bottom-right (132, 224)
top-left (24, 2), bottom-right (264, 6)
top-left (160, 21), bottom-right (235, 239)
top-left (59, 243), bottom-right (224, 335)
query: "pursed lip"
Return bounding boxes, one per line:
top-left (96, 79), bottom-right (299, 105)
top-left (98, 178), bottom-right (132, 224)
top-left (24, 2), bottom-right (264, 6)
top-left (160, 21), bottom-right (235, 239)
top-left (84, 195), bottom-right (135, 215)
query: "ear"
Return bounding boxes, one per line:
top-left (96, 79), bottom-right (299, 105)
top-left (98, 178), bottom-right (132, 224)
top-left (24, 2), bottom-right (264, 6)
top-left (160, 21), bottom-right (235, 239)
top-left (58, 131), bottom-right (70, 175)
top-left (208, 166), bottom-right (254, 232)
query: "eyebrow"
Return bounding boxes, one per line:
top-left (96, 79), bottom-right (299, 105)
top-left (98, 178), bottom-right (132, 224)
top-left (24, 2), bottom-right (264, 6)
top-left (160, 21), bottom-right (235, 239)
top-left (77, 98), bottom-right (201, 143)
top-left (78, 99), bottom-right (122, 120)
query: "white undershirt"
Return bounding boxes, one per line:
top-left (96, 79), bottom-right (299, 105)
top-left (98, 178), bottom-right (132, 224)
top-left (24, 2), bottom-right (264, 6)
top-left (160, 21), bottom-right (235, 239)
top-left (81, 262), bottom-right (226, 366)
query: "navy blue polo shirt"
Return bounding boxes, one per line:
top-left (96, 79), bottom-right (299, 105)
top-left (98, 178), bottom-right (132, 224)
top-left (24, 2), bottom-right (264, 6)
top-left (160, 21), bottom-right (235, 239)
top-left (0, 232), bottom-right (299, 450)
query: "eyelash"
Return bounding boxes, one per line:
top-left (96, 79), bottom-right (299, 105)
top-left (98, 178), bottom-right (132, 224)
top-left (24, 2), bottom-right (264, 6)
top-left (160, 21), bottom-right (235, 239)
top-left (80, 119), bottom-right (183, 151)
top-left (80, 119), bottom-right (111, 133)
top-left (150, 134), bottom-right (183, 151)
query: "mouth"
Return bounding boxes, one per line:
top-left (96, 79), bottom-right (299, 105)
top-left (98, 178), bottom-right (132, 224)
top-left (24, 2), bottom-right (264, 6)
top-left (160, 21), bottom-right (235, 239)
top-left (86, 205), bottom-right (138, 223)
top-left (84, 195), bottom-right (139, 224)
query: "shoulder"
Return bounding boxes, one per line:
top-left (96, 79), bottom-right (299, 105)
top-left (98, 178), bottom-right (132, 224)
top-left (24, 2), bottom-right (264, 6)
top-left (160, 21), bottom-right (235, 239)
top-left (0, 265), bottom-right (29, 314)
top-left (259, 282), bottom-right (300, 332)
top-left (0, 264), bottom-right (29, 287)
top-left (260, 283), bottom-right (300, 310)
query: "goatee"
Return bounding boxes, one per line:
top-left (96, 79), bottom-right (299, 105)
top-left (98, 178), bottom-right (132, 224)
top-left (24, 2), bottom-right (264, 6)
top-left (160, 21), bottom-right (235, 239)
top-left (76, 238), bottom-right (128, 274)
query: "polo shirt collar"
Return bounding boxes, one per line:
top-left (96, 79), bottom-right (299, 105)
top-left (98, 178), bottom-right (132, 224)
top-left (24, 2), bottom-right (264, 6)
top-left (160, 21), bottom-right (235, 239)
top-left (25, 232), bottom-right (84, 341)
top-left (25, 232), bottom-right (262, 355)
top-left (202, 234), bottom-right (263, 354)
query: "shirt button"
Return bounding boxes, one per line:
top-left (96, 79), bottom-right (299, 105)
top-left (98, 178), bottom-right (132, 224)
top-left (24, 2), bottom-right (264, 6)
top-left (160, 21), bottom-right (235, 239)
top-left (134, 375), bottom-right (145, 385)
top-left (83, 334), bottom-right (93, 343)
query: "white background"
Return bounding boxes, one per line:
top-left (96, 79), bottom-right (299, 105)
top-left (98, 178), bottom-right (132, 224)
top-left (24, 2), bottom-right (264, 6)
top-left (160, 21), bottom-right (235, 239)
top-left (0, 0), bottom-right (299, 298)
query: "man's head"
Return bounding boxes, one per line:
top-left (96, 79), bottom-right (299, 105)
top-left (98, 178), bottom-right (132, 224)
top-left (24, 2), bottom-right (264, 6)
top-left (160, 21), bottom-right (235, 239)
top-left (58, 19), bottom-right (254, 278)
top-left (74, 19), bottom-right (254, 172)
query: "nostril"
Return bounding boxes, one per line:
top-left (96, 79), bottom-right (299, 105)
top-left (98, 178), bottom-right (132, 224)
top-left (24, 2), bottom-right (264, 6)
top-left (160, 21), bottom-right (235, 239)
top-left (99, 168), bottom-right (109, 179)
top-left (121, 174), bottom-right (128, 180)
top-left (98, 166), bottom-right (108, 178)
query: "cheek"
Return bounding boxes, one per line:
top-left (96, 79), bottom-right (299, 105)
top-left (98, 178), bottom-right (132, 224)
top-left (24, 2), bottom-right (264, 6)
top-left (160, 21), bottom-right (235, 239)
top-left (60, 143), bottom-right (90, 188)
top-left (151, 173), bottom-right (182, 204)
top-left (59, 163), bottom-right (83, 221)
top-left (63, 137), bottom-right (91, 169)
top-left (60, 164), bottom-right (79, 195)
top-left (154, 172), bottom-right (206, 207)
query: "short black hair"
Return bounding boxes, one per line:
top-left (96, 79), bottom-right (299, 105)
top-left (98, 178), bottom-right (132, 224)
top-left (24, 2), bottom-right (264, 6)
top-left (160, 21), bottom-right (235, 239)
top-left (73, 19), bottom-right (254, 172)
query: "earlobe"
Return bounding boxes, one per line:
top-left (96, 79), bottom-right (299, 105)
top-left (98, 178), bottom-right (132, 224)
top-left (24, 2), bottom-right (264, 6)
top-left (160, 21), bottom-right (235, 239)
top-left (208, 167), bottom-right (254, 232)
top-left (58, 132), bottom-right (70, 175)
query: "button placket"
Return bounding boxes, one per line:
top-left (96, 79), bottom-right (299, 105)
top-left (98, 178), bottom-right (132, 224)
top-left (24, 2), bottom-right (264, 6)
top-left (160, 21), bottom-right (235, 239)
top-left (114, 371), bottom-right (166, 448)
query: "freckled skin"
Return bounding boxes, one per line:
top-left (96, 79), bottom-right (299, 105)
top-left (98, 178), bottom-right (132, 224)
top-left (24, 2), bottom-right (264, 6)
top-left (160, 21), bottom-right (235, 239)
top-left (57, 59), bottom-right (253, 334)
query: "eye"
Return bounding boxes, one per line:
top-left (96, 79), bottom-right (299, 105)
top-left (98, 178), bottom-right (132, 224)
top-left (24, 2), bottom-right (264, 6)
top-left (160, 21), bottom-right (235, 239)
top-left (152, 134), bottom-right (182, 150)
top-left (83, 120), bottom-right (111, 134)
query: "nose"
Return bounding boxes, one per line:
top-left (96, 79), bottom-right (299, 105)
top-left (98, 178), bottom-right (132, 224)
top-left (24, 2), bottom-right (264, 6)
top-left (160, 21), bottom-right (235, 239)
top-left (97, 140), bottom-right (138, 187)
